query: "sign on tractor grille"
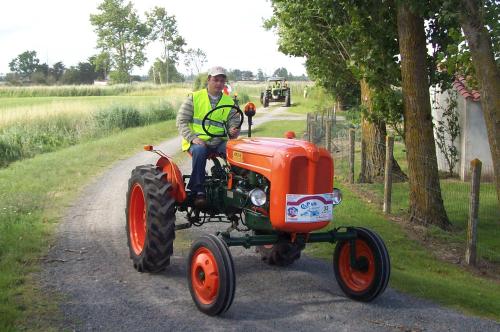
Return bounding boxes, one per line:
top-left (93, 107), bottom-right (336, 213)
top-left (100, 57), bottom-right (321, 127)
top-left (285, 193), bottom-right (333, 223)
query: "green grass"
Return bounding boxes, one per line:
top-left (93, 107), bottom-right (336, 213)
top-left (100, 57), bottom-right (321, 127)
top-left (0, 120), bottom-right (181, 331)
top-left (252, 120), bottom-right (306, 138)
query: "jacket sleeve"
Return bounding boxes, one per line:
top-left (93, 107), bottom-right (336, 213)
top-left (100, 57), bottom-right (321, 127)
top-left (227, 108), bottom-right (242, 129)
top-left (176, 96), bottom-right (198, 142)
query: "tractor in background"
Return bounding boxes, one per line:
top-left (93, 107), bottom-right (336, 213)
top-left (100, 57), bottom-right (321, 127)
top-left (260, 77), bottom-right (291, 107)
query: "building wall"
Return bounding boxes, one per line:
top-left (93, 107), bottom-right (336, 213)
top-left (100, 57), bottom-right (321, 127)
top-left (430, 86), bottom-right (493, 181)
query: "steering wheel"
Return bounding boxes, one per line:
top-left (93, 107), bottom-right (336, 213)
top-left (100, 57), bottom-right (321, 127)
top-left (201, 104), bottom-right (244, 138)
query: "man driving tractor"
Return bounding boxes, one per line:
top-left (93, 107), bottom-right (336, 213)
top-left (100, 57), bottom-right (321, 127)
top-left (176, 66), bottom-right (241, 207)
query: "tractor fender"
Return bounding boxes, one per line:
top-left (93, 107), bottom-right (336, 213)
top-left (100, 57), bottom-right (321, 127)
top-left (156, 156), bottom-right (187, 203)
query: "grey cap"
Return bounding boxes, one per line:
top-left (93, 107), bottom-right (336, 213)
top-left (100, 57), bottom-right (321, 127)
top-left (208, 66), bottom-right (227, 77)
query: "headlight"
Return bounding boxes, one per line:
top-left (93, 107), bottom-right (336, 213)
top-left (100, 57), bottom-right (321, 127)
top-left (332, 188), bottom-right (342, 205)
top-left (249, 188), bottom-right (267, 206)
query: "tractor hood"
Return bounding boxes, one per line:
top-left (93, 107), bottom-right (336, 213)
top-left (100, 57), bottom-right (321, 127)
top-left (227, 137), bottom-right (334, 232)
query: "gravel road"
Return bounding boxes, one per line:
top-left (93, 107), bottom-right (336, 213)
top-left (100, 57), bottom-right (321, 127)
top-left (41, 106), bottom-right (499, 331)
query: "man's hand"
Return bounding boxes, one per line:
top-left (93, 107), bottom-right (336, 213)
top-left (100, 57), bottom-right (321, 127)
top-left (229, 127), bottom-right (240, 138)
top-left (192, 137), bottom-right (206, 145)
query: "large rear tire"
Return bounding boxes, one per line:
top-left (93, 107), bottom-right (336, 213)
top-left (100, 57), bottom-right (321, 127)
top-left (333, 227), bottom-right (390, 301)
top-left (126, 165), bottom-right (176, 273)
top-left (187, 234), bottom-right (236, 316)
top-left (284, 89), bottom-right (291, 107)
top-left (263, 95), bottom-right (269, 108)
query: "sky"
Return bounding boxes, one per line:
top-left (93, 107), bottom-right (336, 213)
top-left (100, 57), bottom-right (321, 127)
top-left (0, 0), bottom-right (307, 77)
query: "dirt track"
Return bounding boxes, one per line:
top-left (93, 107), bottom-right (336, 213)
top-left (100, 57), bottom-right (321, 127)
top-left (41, 107), bottom-right (499, 331)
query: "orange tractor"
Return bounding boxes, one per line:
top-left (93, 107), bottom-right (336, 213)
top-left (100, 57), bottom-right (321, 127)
top-left (126, 103), bottom-right (390, 316)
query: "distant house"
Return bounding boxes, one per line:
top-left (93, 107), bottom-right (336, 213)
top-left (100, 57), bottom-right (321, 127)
top-left (431, 77), bottom-right (493, 181)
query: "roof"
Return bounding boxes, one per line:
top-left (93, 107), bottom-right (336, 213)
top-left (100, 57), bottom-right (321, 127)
top-left (453, 76), bottom-right (480, 102)
top-left (267, 77), bottom-right (285, 82)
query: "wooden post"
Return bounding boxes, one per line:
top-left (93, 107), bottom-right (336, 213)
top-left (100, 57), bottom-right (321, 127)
top-left (306, 113), bottom-right (311, 141)
top-left (383, 136), bottom-right (394, 214)
top-left (349, 129), bottom-right (355, 184)
top-left (326, 119), bottom-right (332, 153)
top-left (466, 159), bottom-right (482, 266)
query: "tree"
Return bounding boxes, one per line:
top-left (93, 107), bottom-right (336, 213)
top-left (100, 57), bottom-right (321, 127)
top-left (149, 58), bottom-right (184, 84)
top-left (257, 68), bottom-right (265, 81)
top-left (90, 0), bottom-right (149, 83)
top-left (456, 0), bottom-right (500, 205)
top-left (273, 67), bottom-right (288, 79)
top-left (184, 48), bottom-right (207, 76)
top-left (90, 52), bottom-right (112, 80)
top-left (267, 1), bottom-right (406, 184)
top-left (146, 6), bottom-right (185, 84)
top-left (9, 50), bottom-right (40, 80)
top-left (396, 2), bottom-right (450, 229)
top-left (50, 61), bottom-right (65, 82)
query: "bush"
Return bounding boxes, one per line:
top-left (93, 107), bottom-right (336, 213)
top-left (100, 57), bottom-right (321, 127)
top-left (193, 72), bottom-right (208, 91)
top-left (94, 106), bottom-right (142, 130)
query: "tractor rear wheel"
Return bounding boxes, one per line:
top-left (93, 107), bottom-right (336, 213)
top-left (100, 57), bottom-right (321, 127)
top-left (260, 92), bottom-right (264, 105)
top-left (257, 237), bottom-right (302, 266)
top-left (187, 234), bottom-right (236, 316)
top-left (126, 165), bottom-right (176, 273)
top-left (263, 95), bottom-right (269, 108)
top-left (333, 227), bottom-right (390, 302)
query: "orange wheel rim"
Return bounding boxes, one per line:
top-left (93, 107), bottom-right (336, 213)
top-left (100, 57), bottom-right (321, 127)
top-left (191, 247), bottom-right (219, 305)
top-left (338, 240), bottom-right (375, 292)
top-left (129, 183), bottom-right (146, 255)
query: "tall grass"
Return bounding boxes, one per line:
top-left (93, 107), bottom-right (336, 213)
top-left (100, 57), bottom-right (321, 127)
top-left (0, 102), bottom-right (176, 168)
top-left (0, 82), bottom-right (190, 98)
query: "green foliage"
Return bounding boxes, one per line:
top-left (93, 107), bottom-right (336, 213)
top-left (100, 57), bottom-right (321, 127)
top-left (371, 88), bottom-right (404, 138)
top-left (90, 0), bottom-right (150, 80)
top-left (9, 50), bottom-right (40, 79)
top-left (148, 58), bottom-right (184, 84)
top-left (193, 72), bottom-right (208, 91)
top-left (146, 6), bottom-right (185, 84)
top-left (184, 48), bottom-right (207, 76)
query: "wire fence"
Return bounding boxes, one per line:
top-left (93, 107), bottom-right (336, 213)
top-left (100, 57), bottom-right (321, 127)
top-left (306, 109), bottom-right (500, 265)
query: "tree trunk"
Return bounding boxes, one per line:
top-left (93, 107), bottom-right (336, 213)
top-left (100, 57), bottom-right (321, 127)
top-left (459, 0), bottom-right (500, 207)
top-left (358, 79), bottom-right (408, 183)
top-left (396, 3), bottom-right (451, 229)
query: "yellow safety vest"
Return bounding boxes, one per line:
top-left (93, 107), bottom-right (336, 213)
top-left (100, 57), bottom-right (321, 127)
top-left (181, 89), bottom-right (235, 151)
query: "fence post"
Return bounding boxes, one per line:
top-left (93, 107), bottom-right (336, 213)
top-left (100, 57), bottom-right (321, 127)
top-left (349, 129), bottom-right (355, 184)
top-left (466, 159), bottom-right (482, 266)
top-left (326, 119), bottom-right (332, 153)
top-left (306, 113), bottom-right (311, 141)
top-left (383, 136), bottom-right (394, 214)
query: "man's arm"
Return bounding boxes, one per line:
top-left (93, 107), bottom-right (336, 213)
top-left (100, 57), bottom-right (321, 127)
top-left (176, 96), bottom-right (201, 143)
top-left (227, 108), bottom-right (242, 138)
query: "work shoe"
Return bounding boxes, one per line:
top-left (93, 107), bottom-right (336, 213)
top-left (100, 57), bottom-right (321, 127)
top-left (194, 193), bottom-right (207, 208)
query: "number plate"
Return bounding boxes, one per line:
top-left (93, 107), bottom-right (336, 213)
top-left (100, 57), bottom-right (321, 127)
top-left (285, 193), bottom-right (333, 223)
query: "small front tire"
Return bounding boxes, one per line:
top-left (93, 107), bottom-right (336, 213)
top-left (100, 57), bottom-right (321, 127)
top-left (187, 234), bottom-right (236, 316)
top-left (333, 227), bottom-right (390, 302)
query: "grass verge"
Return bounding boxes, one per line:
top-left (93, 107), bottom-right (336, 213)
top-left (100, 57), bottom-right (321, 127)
top-left (0, 120), bottom-right (180, 331)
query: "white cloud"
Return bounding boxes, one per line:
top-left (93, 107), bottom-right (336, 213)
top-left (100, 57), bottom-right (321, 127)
top-left (0, 0), bottom-right (306, 77)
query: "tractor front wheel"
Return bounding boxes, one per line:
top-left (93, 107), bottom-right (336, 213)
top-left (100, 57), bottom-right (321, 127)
top-left (187, 234), bottom-right (236, 316)
top-left (333, 227), bottom-right (390, 302)
top-left (126, 165), bottom-right (176, 273)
